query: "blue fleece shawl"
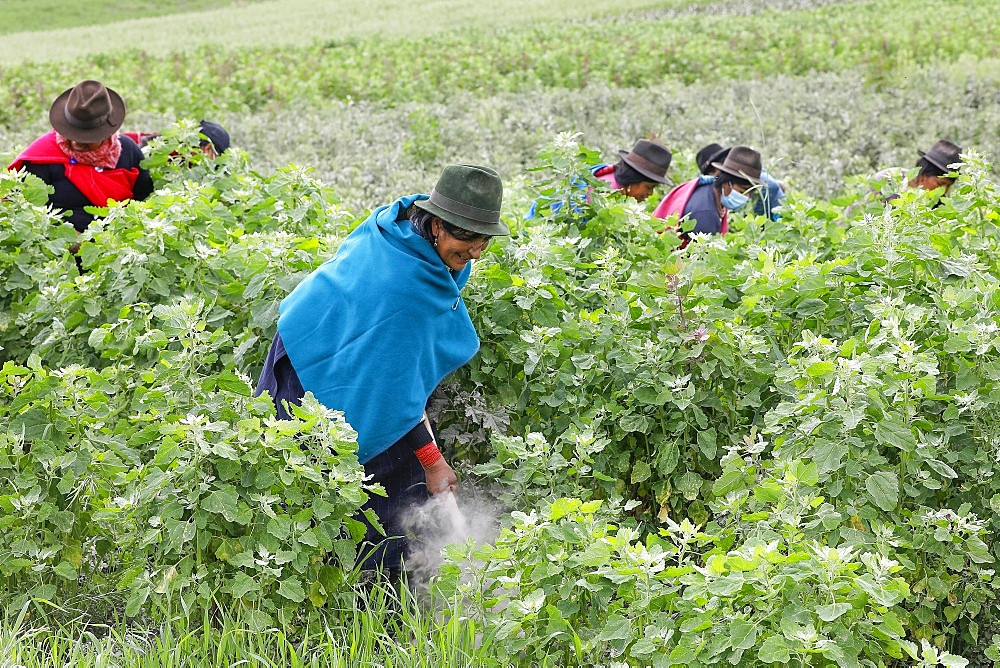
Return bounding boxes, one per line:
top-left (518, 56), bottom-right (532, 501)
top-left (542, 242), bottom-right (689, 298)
top-left (277, 194), bottom-right (480, 463)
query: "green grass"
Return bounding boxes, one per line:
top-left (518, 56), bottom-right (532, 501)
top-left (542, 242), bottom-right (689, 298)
top-left (0, 0), bottom-right (273, 35)
top-left (0, 0), bottom-right (688, 65)
top-left (0, 582), bottom-right (488, 667)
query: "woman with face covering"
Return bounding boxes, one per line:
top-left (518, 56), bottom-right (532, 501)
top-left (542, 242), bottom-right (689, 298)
top-left (255, 164), bottom-right (507, 575)
top-left (696, 143), bottom-right (786, 221)
top-left (653, 145), bottom-right (763, 246)
top-left (8, 80), bottom-right (154, 234)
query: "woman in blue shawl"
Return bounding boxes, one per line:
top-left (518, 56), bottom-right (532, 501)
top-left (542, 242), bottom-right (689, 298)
top-left (256, 164), bottom-right (507, 572)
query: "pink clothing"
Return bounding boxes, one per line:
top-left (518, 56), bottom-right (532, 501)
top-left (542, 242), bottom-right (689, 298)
top-left (593, 164), bottom-right (619, 189)
top-left (653, 178), bottom-right (729, 243)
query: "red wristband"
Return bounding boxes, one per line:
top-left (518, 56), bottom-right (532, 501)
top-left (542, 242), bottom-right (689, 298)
top-left (414, 442), bottom-right (443, 467)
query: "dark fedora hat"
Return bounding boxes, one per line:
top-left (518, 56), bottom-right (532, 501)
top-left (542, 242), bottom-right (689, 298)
top-left (696, 143), bottom-right (728, 174)
top-left (918, 139), bottom-right (962, 173)
top-left (618, 139), bottom-right (672, 185)
top-left (415, 164), bottom-right (508, 236)
top-left (712, 145), bottom-right (762, 185)
top-left (49, 80), bottom-right (126, 143)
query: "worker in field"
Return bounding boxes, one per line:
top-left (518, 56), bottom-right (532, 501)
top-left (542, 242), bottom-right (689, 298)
top-left (693, 143), bottom-right (787, 221)
top-left (255, 164), bottom-right (507, 577)
top-left (124, 119), bottom-right (231, 158)
top-left (875, 139), bottom-right (963, 202)
top-left (908, 139), bottom-right (962, 194)
top-left (653, 145), bottom-right (763, 246)
top-left (527, 138), bottom-right (673, 218)
top-left (8, 80), bottom-right (154, 235)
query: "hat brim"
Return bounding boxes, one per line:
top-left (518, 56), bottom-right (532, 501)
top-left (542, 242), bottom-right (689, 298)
top-left (917, 149), bottom-right (960, 174)
top-left (414, 199), bottom-right (510, 237)
top-left (618, 150), bottom-right (672, 185)
top-left (711, 161), bottom-right (762, 186)
top-left (49, 86), bottom-right (125, 143)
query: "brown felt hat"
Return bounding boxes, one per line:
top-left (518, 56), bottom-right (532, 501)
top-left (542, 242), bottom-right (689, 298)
top-left (618, 139), bottom-right (673, 185)
top-left (49, 80), bottom-right (126, 143)
top-left (711, 145), bottom-right (763, 185)
top-left (415, 164), bottom-right (508, 236)
top-left (918, 139), bottom-right (962, 173)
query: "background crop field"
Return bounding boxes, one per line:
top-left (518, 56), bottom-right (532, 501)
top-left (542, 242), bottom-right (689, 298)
top-left (2, 0), bottom-right (997, 214)
top-left (0, 0), bottom-right (681, 65)
top-left (0, 0), bottom-right (272, 35)
top-left (4, 0), bottom-right (1000, 664)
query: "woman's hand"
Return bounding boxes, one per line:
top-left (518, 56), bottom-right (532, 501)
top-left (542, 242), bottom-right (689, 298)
top-left (423, 458), bottom-right (458, 496)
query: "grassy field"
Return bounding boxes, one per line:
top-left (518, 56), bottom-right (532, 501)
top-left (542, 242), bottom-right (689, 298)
top-left (3, 0), bottom-right (998, 213)
top-left (0, 0), bottom-right (681, 65)
top-left (0, 0), bottom-right (273, 34)
top-left (3, 0), bottom-right (1000, 664)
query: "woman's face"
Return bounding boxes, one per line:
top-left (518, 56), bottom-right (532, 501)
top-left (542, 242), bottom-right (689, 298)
top-left (721, 182), bottom-right (753, 196)
top-left (623, 181), bottom-right (657, 203)
top-left (67, 139), bottom-right (104, 153)
top-left (431, 218), bottom-right (490, 272)
top-left (913, 173), bottom-right (954, 193)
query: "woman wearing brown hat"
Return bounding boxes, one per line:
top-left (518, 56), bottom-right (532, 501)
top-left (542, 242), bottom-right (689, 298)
top-left (8, 80), bottom-right (153, 236)
top-left (874, 139), bottom-right (962, 205)
top-left (653, 145), bottom-right (763, 245)
top-left (908, 139), bottom-right (962, 194)
top-left (527, 138), bottom-right (672, 218)
top-left (256, 164), bottom-right (507, 574)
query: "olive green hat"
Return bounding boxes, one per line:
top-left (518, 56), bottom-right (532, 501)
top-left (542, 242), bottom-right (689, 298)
top-left (415, 164), bottom-right (508, 236)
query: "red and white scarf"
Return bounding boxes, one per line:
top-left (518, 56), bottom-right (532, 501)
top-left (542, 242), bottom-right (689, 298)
top-left (55, 132), bottom-right (123, 170)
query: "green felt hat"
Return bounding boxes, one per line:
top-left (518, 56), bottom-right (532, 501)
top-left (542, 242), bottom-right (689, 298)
top-left (415, 164), bottom-right (508, 236)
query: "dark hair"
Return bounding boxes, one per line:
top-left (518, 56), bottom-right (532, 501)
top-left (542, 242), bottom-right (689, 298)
top-left (613, 160), bottom-right (650, 188)
top-left (407, 204), bottom-right (437, 244)
top-left (915, 157), bottom-right (952, 181)
top-left (714, 172), bottom-right (753, 192)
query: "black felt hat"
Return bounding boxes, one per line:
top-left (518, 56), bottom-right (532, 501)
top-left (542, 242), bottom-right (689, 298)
top-left (918, 139), bottom-right (962, 173)
top-left (696, 143), bottom-right (728, 174)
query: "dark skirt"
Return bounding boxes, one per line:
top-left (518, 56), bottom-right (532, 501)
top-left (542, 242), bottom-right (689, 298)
top-left (255, 331), bottom-right (429, 571)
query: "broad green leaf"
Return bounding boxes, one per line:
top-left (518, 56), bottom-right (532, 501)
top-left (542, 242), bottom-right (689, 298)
top-left (806, 361), bottom-right (835, 377)
top-left (758, 635), bottom-right (791, 663)
top-left (277, 578), bottom-right (306, 603)
top-left (865, 471), bottom-right (899, 511)
top-left (53, 560), bottom-right (78, 581)
top-left (125, 585), bottom-right (150, 617)
top-left (730, 619), bottom-right (757, 650)
top-left (202, 488), bottom-right (240, 522)
top-left (216, 371), bottom-right (252, 397)
top-left (816, 602), bottom-right (853, 621)
top-left (228, 573), bottom-right (260, 599)
top-left (631, 460), bottom-right (651, 484)
top-left (874, 418), bottom-right (917, 452)
top-left (596, 616), bottom-right (631, 642)
top-left (549, 497), bottom-right (580, 521)
top-left (697, 428), bottom-right (717, 459)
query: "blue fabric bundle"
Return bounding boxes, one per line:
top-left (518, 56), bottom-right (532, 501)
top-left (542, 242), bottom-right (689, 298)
top-left (277, 194), bottom-right (480, 463)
